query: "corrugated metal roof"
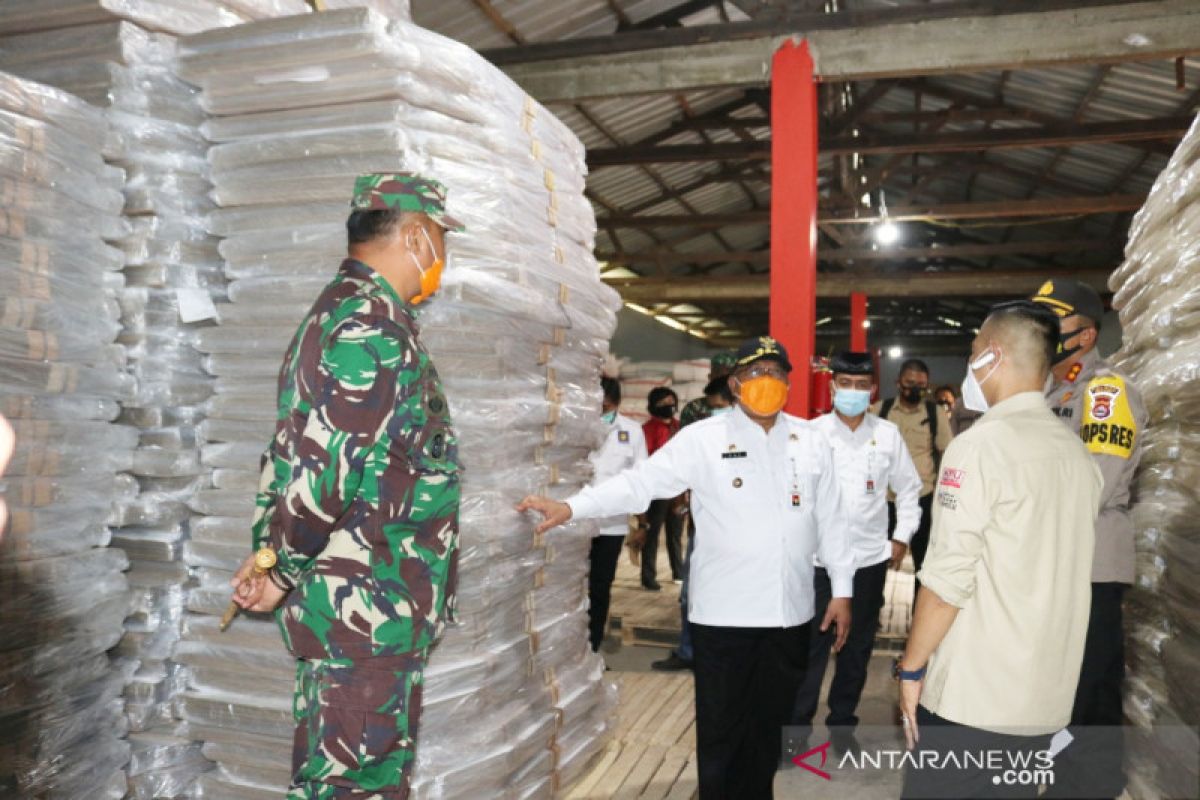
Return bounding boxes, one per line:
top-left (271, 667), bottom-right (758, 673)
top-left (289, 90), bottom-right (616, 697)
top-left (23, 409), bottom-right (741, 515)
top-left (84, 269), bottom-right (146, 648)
top-left (411, 0), bottom-right (1199, 343)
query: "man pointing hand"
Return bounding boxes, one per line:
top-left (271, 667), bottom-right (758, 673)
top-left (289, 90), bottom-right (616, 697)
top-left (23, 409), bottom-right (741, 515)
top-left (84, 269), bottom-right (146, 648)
top-left (519, 336), bottom-right (853, 800)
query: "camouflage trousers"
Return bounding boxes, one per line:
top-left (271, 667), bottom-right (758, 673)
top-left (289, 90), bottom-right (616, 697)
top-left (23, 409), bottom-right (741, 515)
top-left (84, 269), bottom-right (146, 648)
top-left (289, 657), bottom-right (426, 800)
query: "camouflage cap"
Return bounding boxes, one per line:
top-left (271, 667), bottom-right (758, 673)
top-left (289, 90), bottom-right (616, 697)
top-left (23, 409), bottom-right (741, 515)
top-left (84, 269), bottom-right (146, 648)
top-left (710, 351), bottom-right (738, 369)
top-left (350, 172), bottom-right (465, 232)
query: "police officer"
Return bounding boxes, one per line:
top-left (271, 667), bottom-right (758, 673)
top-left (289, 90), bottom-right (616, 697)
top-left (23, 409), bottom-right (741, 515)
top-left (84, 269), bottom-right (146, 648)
top-left (587, 376), bottom-right (648, 651)
top-left (1031, 279), bottom-right (1147, 799)
top-left (792, 352), bottom-right (923, 751)
top-left (230, 173), bottom-right (462, 800)
top-left (518, 336), bottom-right (854, 800)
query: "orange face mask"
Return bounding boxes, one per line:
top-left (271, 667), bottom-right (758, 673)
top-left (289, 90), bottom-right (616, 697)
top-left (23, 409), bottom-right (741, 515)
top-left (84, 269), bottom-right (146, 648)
top-left (409, 226), bottom-right (444, 305)
top-left (737, 375), bottom-right (789, 416)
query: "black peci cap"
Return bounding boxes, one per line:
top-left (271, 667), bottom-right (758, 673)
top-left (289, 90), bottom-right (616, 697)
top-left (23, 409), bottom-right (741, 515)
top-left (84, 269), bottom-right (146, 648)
top-left (830, 351), bottom-right (874, 376)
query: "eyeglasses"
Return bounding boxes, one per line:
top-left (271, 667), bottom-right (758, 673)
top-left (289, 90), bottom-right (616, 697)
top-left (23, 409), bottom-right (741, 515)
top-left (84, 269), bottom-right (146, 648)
top-left (741, 364), bottom-right (788, 380)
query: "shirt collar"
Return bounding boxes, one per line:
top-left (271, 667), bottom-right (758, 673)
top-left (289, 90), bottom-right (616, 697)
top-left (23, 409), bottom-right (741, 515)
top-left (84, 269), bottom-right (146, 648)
top-left (979, 391), bottom-right (1047, 422)
top-left (730, 404), bottom-right (786, 443)
top-left (830, 411), bottom-right (871, 438)
top-left (339, 258), bottom-right (415, 325)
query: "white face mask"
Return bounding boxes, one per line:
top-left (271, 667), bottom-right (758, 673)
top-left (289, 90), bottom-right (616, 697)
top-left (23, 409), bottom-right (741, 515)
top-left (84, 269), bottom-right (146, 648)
top-left (961, 349), bottom-right (1000, 413)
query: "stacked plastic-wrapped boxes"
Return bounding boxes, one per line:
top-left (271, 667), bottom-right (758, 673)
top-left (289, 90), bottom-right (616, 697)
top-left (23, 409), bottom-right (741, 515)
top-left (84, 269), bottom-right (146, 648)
top-left (0, 4), bottom-right (307, 797)
top-left (0, 71), bottom-right (135, 800)
top-left (1109, 114), bottom-right (1200, 800)
top-left (174, 9), bottom-right (619, 798)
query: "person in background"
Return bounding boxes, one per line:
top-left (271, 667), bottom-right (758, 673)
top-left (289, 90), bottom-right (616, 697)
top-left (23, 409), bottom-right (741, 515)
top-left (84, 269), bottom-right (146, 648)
top-left (680, 351), bottom-right (737, 426)
top-left (1031, 279), bottom-right (1147, 800)
top-left (792, 352), bottom-right (922, 753)
top-left (518, 336), bottom-right (853, 800)
top-left (934, 385), bottom-right (957, 422)
top-left (587, 377), bottom-right (648, 652)
top-left (872, 358), bottom-right (953, 597)
top-left (653, 375), bottom-right (735, 672)
top-left (897, 301), bottom-right (1101, 798)
top-left (937, 382), bottom-right (982, 436)
top-left (0, 412), bottom-right (12, 537)
top-left (229, 173), bottom-right (462, 800)
top-left (641, 386), bottom-right (684, 590)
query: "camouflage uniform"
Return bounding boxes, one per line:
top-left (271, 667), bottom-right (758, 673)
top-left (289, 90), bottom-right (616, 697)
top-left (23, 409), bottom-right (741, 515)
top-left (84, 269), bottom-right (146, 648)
top-left (678, 351), bottom-right (737, 428)
top-left (251, 173), bottom-right (463, 799)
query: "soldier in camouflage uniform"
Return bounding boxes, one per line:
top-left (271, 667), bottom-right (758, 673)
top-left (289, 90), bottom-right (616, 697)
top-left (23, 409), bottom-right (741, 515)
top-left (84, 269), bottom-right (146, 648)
top-left (230, 173), bottom-right (464, 799)
top-left (678, 350), bottom-right (737, 427)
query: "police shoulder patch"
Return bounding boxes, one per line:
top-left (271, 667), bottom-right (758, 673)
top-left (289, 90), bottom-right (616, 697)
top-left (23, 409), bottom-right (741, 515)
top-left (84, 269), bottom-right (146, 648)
top-left (1081, 374), bottom-right (1136, 458)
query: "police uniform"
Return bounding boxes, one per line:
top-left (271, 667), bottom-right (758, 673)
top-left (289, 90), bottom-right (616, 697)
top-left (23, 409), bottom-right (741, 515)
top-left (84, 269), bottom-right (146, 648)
top-left (1032, 280), bottom-right (1148, 799)
top-left (566, 338), bottom-right (853, 800)
top-left (252, 173), bottom-right (463, 800)
top-left (587, 412), bottom-right (647, 650)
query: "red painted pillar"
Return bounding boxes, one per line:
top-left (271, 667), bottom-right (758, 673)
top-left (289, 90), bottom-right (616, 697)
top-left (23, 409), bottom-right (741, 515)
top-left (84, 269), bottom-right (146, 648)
top-left (850, 292), bottom-right (868, 351)
top-left (770, 39), bottom-right (818, 418)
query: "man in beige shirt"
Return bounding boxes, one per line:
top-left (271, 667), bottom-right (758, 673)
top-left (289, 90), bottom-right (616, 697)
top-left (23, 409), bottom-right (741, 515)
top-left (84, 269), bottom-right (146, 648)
top-left (896, 301), bottom-right (1102, 798)
top-left (872, 359), bottom-right (954, 596)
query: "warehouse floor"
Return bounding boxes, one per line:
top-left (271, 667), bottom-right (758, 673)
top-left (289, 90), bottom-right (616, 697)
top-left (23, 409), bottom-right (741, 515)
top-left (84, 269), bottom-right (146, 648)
top-left (566, 546), bottom-right (918, 798)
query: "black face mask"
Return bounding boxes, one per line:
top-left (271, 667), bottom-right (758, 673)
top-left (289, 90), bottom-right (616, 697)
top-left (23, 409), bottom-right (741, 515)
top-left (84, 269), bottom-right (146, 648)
top-left (1052, 330), bottom-right (1084, 366)
top-left (901, 386), bottom-right (925, 404)
top-left (651, 404), bottom-right (677, 419)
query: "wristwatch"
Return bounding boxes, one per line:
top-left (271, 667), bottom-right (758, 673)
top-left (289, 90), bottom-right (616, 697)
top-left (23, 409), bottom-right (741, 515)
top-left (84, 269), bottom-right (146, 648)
top-left (892, 657), bottom-right (927, 682)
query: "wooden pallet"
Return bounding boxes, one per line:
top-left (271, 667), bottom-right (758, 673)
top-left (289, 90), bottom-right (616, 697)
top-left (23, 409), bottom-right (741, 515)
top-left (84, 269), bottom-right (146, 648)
top-left (565, 672), bottom-right (698, 800)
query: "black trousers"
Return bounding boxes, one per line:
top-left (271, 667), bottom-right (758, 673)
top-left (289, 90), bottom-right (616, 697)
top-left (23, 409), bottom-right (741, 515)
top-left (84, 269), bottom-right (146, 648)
top-left (643, 497), bottom-right (685, 584)
top-left (1042, 583), bottom-right (1126, 799)
top-left (791, 560), bottom-right (889, 728)
top-left (902, 706), bottom-right (1052, 799)
top-left (889, 492), bottom-right (933, 598)
top-left (586, 535), bottom-right (626, 651)
top-left (691, 622), bottom-right (811, 800)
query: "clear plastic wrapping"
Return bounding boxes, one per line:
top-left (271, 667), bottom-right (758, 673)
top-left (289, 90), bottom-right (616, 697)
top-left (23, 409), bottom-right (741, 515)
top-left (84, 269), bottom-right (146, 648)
top-left (1111, 112), bottom-right (1200, 800)
top-left (168, 8), bottom-right (618, 796)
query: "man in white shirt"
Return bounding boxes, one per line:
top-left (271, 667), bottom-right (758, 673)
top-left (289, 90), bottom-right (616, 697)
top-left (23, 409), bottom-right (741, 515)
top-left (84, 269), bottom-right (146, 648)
top-left (896, 301), bottom-right (1101, 798)
top-left (518, 336), bottom-right (854, 800)
top-left (587, 376), bottom-right (649, 652)
top-left (792, 351), bottom-right (922, 750)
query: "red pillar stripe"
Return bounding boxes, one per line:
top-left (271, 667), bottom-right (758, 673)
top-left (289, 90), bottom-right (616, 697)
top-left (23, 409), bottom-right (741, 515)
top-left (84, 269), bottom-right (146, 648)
top-left (769, 39), bottom-right (818, 419)
top-left (850, 292), bottom-right (868, 352)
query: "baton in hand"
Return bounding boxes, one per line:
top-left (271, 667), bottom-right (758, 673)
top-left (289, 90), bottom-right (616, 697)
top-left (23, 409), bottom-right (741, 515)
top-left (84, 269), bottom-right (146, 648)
top-left (220, 547), bottom-right (278, 631)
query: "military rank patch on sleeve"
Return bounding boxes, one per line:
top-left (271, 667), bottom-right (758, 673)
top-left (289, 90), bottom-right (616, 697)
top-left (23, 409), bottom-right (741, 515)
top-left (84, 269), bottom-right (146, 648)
top-left (1081, 375), bottom-right (1136, 458)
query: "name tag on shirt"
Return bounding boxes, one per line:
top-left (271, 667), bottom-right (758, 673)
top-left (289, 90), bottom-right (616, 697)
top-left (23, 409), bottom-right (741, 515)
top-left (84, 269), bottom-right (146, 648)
top-left (721, 451), bottom-right (747, 459)
top-left (865, 479), bottom-right (876, 495)
top-left (790, 491), bottom-right (801, 508)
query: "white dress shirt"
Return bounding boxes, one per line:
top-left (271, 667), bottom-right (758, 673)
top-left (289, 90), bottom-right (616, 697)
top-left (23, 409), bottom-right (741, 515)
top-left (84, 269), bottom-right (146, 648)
top-left (813, 412), bottom-right (923, 569)
top-left (589, 413), bottom-right (648, 536)
top-left (567, 406), bottom-right (854, 628)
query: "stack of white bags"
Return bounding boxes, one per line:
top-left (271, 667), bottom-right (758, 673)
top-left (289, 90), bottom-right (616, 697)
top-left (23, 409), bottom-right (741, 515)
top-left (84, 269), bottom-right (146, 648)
top-left (171, 8), bottom-right (620, 798)
top-left (0, 4), bottom-right (310, 796)
top-left (0, 71), bottom-right (135, 800)
top-left (1109, 113), bottom-right (1200, 800)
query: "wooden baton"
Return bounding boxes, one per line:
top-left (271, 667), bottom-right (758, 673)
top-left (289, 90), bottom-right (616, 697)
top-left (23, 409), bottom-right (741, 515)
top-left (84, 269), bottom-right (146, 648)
top-left (220, 547), bottom-right (278, 632)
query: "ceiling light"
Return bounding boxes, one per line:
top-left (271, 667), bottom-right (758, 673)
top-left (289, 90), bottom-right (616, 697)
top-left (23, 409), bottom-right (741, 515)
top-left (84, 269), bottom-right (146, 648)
top-left (862, 319), bottom-right (872, 329)
top-left (816, 317), bottom-right (832, 327)
top-left (874, 221), bottom-right (900, 245)
top-left (888, 345), bottom-right (904, 359)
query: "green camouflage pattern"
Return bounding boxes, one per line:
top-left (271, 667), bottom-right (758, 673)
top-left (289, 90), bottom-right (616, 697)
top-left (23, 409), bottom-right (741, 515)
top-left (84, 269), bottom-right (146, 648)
top-left (679, 396), bottom-right (712, 428)
top-left (349, 172), bottom-right (465, 232)
top-left (710, 350), bottom-right (737, 369)
top-left (252, 258), bottom-right (460, 663)
top-left (290, 656), bottom-right (425, 799)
